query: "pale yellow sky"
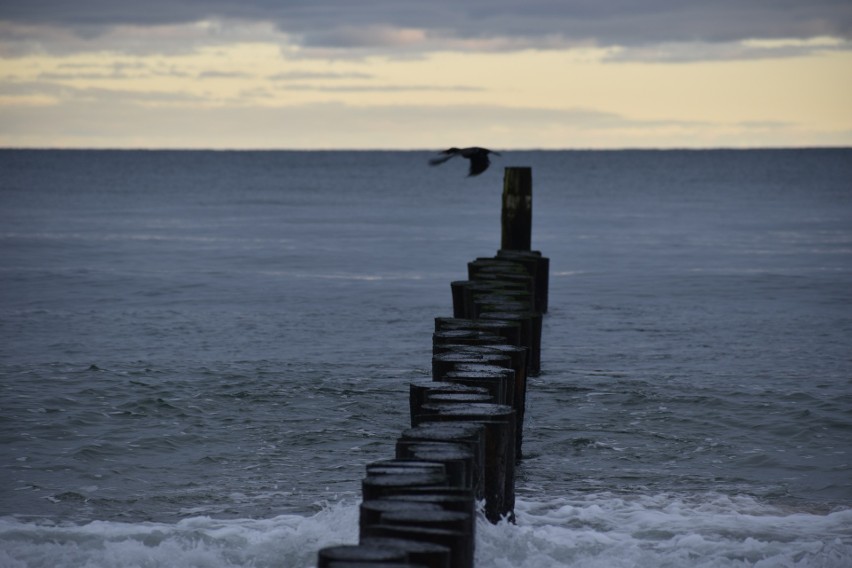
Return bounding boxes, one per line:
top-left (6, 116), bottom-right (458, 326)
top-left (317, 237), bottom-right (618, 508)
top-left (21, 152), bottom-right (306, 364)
top-left (1, 14), bottom-right (851, 149)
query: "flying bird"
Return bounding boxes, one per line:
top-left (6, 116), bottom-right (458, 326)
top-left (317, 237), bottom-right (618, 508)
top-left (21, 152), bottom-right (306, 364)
top-left (429, 147), bottom-right (501, 177)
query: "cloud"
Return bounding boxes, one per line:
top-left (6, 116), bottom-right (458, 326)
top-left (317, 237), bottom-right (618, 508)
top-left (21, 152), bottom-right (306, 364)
top-left (6, 95), bottom-right (841, 150)
top-left (0, 80), bottom-right (211, 107)
top-left (37, 70), bottom-right (131, 81)
top-left (604, 35), bottom-right (850, 63)
top-left (198, 70), bottom-right (253, 79)
top-left (268, 71), bottom-right (375, 81)
top-left (2, 3), bottom-right (850, 150)
top-left (279, 84), bottom-right (483, 93)
top-left (737, 120), bottom-right (796, 130)
top-left (303, 25), bottom-right (429, 49)
top-left (2, 1), bottom-right (851, 59)
top-left (0, 89), bottom-right (747, 149)
top-left (0, 18), bottom-right (285, 58)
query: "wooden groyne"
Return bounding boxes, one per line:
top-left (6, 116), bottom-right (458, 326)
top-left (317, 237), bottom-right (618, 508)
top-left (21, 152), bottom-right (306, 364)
top-left (317, 167), bottom-right (549, 568)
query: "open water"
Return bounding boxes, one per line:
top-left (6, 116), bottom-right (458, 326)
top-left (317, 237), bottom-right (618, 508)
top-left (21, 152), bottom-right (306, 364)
top-left (1, 149), bottom-right (851, 567)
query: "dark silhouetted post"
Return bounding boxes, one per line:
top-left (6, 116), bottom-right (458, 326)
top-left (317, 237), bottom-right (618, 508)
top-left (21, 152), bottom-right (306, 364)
top-left (501, 167), bottom-right (532, 251)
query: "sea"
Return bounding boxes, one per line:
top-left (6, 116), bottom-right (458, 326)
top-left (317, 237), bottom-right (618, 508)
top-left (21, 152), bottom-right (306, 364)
top-left (1, 149), bottom-right (850, 567)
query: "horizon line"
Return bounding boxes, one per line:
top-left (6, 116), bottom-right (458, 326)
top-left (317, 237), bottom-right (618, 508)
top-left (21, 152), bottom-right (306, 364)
top-left (2, 145), bottom-right (850, 152)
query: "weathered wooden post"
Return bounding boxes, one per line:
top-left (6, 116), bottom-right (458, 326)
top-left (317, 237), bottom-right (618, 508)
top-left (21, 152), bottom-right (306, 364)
top-left (377, 509), bottom-right (473, 568)
top-left (362, 471), bottom-right (449, 501)
top-left (501, 167), bottom-right (532, 251)
top-left (417, 402), bottom-right (516, 523)
top-left (316, 544), bottom-right (408, 567)
top-left (360, 500), bottom-right (443, 539)
top-left (398, 423), bottom-right (486, 500)
top-left (359, 536), bottom-right (452, 568)
top-left (409, 379), bottom-right (490, 427)
top-left (396, 442), bottom-right (476, 495)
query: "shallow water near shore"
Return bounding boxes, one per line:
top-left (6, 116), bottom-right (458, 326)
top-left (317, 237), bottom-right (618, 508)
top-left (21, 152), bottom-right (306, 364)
top-left (2, 149), bottom-right (851, 566)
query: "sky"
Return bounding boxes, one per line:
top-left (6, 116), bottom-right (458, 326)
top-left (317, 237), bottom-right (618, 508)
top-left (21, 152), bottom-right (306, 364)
top-left (1, 1), bottom-right (851, 149)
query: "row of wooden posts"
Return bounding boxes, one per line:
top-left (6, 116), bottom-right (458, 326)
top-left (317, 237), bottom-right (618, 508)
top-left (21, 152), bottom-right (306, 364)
top-left (317, 168), bottom-right (548, 568)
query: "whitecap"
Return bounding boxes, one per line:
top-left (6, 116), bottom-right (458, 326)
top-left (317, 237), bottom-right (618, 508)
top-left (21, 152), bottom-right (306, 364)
top-left (477, 494), bottom-right (852, 568)
top-left (0, 500), bottom-right (359, 568)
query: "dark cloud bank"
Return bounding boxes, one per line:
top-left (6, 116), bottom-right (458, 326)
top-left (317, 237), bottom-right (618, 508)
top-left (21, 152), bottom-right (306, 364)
top-left (3, 1), bottom-right (851, 50)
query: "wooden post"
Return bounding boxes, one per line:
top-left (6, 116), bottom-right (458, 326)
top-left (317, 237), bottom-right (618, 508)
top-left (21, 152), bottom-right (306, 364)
top-left (417, 403), bottom-right (516, 523)
top-left (378, 509), bottom-right (473, 568)
top-left (396, 442), bottom-right (476, 494)
top-left (316, 544), bottom-right (407, 567)
top-left (359, 500), bottom-right (442, 540)
top-left (409, 380), bottom-right (490, 428)
top-left (399, 423), bottom-right (486, 501)
top-left (359, 537), bottom-right (452, 568)
top-left (364, 524), bottom-right (471, 568)
top-left (501, 167), bottom-right (532, 251)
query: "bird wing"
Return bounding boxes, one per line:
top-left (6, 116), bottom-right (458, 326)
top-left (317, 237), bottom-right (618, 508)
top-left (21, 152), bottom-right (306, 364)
top-left (467, 153), bottom-right (491, 176)
top-left (429, 153), bottom-right (457, 166)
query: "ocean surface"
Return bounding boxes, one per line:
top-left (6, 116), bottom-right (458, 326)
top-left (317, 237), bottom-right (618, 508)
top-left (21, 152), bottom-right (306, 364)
top-left (1, 149), bottom-right (851, 567)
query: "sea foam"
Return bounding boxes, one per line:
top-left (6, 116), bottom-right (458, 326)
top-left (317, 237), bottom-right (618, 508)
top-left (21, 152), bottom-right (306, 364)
top-left (0, 501), bottom-right (358, 568)
top-left (2, 494), bottom-right (850, 568)
top-left (478, 493), bottom-right (852, 568)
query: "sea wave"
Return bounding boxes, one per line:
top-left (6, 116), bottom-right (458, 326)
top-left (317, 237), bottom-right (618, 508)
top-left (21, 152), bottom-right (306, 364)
top-left (480, 493), bottom-right (852, 568)
top-left (2, 494), bottom-right (850, 568)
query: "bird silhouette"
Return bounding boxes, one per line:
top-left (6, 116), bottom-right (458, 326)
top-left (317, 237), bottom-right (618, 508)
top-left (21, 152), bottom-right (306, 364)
top-left (429, 147), bottom-right (501, 176)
